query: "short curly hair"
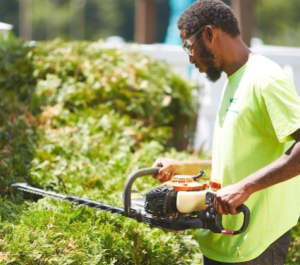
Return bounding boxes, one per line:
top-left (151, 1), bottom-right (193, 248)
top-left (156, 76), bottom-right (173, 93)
top-left (177, 0), bottom-right (240, 37)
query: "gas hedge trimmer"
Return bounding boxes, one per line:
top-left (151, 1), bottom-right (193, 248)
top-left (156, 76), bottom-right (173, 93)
top-left (12, 167), bottom-right (250, 235)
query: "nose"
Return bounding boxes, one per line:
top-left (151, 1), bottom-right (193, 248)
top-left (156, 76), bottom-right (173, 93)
top-left (189, 55), bottom-right (196, 65)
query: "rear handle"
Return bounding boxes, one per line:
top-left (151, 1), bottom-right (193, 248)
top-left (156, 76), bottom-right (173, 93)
top-left (202, 191), bottom-right (250, 235)
top-left (219, 204), bottom-right (250, 235)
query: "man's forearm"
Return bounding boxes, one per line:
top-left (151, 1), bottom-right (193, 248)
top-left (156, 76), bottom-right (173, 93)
top-left (243, 141), bottom-right (300, 195)
top-left (181, 160), bottom-right (211, 177)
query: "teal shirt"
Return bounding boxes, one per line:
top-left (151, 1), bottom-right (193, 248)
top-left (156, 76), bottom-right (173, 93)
top-left (198, 55), bottom-right (300, 262)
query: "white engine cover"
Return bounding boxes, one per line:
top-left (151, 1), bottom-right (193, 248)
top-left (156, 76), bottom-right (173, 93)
top-left (176, 190), bottom-right (208, 213)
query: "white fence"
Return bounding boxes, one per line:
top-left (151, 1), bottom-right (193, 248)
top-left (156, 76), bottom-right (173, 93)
top-left (0, 22), bottom-right (13, 39)
top-left (127, 42), bottom-right (300, 150)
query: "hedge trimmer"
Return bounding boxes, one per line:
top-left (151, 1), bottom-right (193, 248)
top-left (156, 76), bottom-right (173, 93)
top-left (12, 167), bottom-right (250, 235)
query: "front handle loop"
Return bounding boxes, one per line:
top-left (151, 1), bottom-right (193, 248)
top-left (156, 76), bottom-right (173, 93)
top-left (215, 204), bottom-right (250, 235)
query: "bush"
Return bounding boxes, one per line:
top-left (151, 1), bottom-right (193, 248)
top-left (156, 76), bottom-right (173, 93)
top-left (0, 35), bottom-right (37, 196)
top-left (33, 39), bottom-right (198, 151)
top-left (0, 36), bottom-right (202, 264)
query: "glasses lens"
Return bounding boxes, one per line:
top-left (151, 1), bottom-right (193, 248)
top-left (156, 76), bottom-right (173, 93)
top-left (182, 46), bottom-right (190, 55)
top-left (182, 42), bottom-right (192, 56)
top-left (182, 26), bottom-right (206, 56)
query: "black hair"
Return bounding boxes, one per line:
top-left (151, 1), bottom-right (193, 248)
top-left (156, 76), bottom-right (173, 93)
top-left (177, 0), bottom-right (240, 37)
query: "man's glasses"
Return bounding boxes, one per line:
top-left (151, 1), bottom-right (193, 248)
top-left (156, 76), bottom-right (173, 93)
top-left (182, 25), bottom-right (207, 56)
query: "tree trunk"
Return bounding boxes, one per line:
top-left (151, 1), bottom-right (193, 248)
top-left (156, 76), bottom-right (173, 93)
top-left (134, 0), bottom-right (156, 44)
top-left (70, 0), bottom-right (86, 40)
top-left (19, 0), bottom-right (32, 40)
top-left (231, 0), bottom-right (254, 47)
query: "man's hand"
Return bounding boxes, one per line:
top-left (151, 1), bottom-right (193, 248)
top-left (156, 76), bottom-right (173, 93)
top-left (152, 158), bottom-right (212, 183)
top-left (151, 158), bottom-right (185, 183)
top-left (214, 181), bottom-right (251, 215)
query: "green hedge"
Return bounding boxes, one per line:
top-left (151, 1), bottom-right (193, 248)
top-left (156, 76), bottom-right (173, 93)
top-left (32, 39), bottom-right (198, 151)
top-left (0, 36), bottom-right (37, 196)
top-left (0, 36), bottom-right (202, 264)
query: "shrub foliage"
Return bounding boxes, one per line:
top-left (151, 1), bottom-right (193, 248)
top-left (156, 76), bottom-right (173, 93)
top-left (0, 36), bottom-right (202, 264)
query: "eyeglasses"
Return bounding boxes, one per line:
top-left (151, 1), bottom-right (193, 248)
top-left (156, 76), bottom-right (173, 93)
top-left (182, 25), bottom-right (207, 56)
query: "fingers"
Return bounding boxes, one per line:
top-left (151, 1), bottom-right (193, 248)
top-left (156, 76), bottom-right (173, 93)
top-left (158, 171), bottom-right (174, 183)
top-left (214, 201), bottom-right (237, 215)
top-left (151, 158), bottom-right (176, 181)
top-left (153, 170), bottom-right (174, 182)
top-left (214, 197), bottom-right (227, 215)
top-left (151, 158), bottom-right (164, 168)
top-left (214, 194), bottom-right (238, 215)
top-left (151, 158), bottom-right (164, 179)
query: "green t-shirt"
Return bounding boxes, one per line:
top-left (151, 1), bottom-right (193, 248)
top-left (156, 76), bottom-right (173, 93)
top-left (198, 55), bottom-right (300, 262)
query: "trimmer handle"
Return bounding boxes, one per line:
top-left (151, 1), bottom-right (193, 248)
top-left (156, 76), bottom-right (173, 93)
top-left (215, 204), bottom-right (250, 235)
top-left (123, 167), bottom-right (160, 217)
top-left (200, 191), bottom-right (250, 235)
top-left (236, 205), bottom-right (250, 234)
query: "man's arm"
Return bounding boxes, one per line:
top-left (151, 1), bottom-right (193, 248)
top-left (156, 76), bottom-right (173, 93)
top-left (214, 127), bottom-right (300, 215)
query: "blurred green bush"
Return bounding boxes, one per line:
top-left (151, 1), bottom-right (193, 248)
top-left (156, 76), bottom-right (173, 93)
top-left (0, 35), bottom-right (37, 195)
top-left (32, 39), bottom-right (199, 151)
top-left (0, 36), bottom-right (202, 264)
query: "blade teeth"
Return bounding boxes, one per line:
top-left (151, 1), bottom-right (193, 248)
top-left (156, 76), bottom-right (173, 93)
top-left (13, 185), bottom-right (127, 217)
top-left (16, 188), bottom-right (64, 201)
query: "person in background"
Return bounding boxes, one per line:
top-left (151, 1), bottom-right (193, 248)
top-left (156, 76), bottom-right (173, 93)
top-left (152, 0), bottom-right (300, 264)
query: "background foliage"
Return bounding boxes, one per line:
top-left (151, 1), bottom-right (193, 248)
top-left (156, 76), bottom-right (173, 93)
top-left (254, 0), bottom-right (300, 47)
top-left (0, 0), bottom-right (168, 43)
top-left (1, 0), bottom-right (300, 46)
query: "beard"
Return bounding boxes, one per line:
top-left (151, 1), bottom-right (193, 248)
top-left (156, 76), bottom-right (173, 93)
top-left (197, 38), bottom-right (222, 82)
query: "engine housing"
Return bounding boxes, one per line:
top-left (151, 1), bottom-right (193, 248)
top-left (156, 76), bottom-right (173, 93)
top-left (144, 186), bottom-right (177, 217)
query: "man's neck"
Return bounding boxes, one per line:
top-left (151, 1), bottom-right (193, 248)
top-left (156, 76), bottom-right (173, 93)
top-left (221, 36), bottom-right (253, 77)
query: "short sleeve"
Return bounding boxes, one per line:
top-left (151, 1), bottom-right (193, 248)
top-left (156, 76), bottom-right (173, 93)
top-left (262, 77), bottom-right (300, 143)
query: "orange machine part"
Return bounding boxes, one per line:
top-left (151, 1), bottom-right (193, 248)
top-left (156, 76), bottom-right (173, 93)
top-left (158, 175), bottom-right (207, 192)
top-left (209, 180), bottom-right (221, 191)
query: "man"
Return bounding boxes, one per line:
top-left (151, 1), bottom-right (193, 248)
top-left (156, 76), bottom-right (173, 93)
top-left (152, 0), bottom-right (300, 264)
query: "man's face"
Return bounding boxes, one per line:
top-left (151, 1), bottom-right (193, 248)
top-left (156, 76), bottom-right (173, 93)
top-left (180, 28), bottom-right (222, 82)
top-left (196, 36), bottom-right (222, 82)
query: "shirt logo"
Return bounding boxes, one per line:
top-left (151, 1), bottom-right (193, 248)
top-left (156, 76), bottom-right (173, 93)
top-left (229, 97), bottom-right (238, 104)
top-left (226, 97), bottom-right (239, 114)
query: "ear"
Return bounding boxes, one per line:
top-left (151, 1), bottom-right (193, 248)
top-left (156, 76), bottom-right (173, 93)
top-left (204, 26), bottom-right (214, 43)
